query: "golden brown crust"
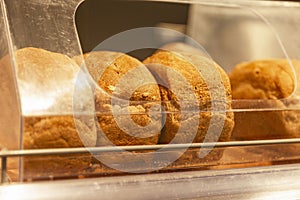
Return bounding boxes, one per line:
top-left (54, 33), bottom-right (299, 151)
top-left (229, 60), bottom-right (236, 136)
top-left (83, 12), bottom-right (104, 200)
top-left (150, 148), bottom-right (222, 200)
top-left (74, 51), bottom-right (162, 146)
top-left (23, 116), bottom-right (91, 175)
top-left (14, 47), bottom-right (96, 175)
top-left (16, 47), bottom-right (79, 90)
top-left (143, 43), bottom-right (234, 165)
top-left (229, 59), bottom-right (296, 99)
top-left (143, 49), bottom-right (234, 145)
top-left (15, 47), bottom-right (85, 114)
top-left (23, 116), bottom-right (85, 149)
top-left (229, 59), bottom-right (300, 140)
top-left (144, 51), bottom-right (212, 109)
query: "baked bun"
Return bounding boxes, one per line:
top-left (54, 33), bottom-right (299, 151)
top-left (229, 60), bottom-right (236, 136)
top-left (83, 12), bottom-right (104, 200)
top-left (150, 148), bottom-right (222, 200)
top-left (74, 51), bottom-right (162, 147)
top-left (229, 59), bottom-right (300, 140)
top-left (143, 43), bottom-right (234, 162)
top-left (14, 47), bottom-right (96, 179)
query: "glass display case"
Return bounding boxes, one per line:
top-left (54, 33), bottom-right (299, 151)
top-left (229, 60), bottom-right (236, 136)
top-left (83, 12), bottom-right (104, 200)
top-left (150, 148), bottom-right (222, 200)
top-left (0, 0), bottom-right (300, 199)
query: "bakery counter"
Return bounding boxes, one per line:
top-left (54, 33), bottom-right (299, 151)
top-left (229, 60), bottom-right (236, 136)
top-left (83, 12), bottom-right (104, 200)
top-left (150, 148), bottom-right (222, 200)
top-left (1, 163), bottom-right (300, 200)
top-left (1, 0), bottom-right (300, 197)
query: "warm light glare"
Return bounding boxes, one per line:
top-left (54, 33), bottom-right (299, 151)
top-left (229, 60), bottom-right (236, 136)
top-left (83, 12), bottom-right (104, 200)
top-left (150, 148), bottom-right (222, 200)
top-left (21, 95), bottom-right (55, 114)
top-left (253, 190), bottom-right (300, 200)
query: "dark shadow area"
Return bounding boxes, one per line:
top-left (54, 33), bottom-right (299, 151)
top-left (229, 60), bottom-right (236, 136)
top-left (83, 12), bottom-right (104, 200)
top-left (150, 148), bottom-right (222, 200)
top-left (75, 0), bottom-right (189, 59)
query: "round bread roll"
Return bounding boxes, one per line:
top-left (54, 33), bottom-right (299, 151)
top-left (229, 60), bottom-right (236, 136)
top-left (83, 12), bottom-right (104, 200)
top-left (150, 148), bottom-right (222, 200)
top-left (14, 47), bottom-right (97, 179)
top-left (229, 59), bottom-right (300, 140)
top-left (74, 51), bottom-right (162, 147)
top-left (143, 43), bottom-right (234, 163)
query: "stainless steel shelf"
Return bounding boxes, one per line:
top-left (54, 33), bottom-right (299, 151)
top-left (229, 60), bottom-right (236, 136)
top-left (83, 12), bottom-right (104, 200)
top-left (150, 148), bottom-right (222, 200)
top-left (1, 163), bottom-right (300, 200)
top-left (2, 138), bottom-right (300, 157)
top-left (1, 138), bottom-right (300, 184)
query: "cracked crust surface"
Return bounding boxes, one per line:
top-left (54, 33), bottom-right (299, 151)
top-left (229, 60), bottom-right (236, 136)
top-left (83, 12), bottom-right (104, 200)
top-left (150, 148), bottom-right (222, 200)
top-left (74, 51), bottom-right (162, 146)
top-left (143, 43), bottom-right (234, 162)
top-left (143, 44), bottom-right (234, 145)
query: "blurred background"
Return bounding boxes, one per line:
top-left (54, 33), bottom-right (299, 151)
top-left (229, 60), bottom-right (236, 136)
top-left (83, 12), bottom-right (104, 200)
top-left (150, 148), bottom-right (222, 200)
top-left (75, 0), bottom-right (300, 71)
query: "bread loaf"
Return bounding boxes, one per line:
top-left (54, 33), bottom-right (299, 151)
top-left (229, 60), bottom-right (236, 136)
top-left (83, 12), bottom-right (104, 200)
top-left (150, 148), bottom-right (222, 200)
top-left (143, 43), bottom-right (234, 163)
top-left (230, 59), bottom-right (300, 140)
top-left (74, 51), bottom-right (162, 147)
top-left (14, 47), bottom-right (96, 178)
